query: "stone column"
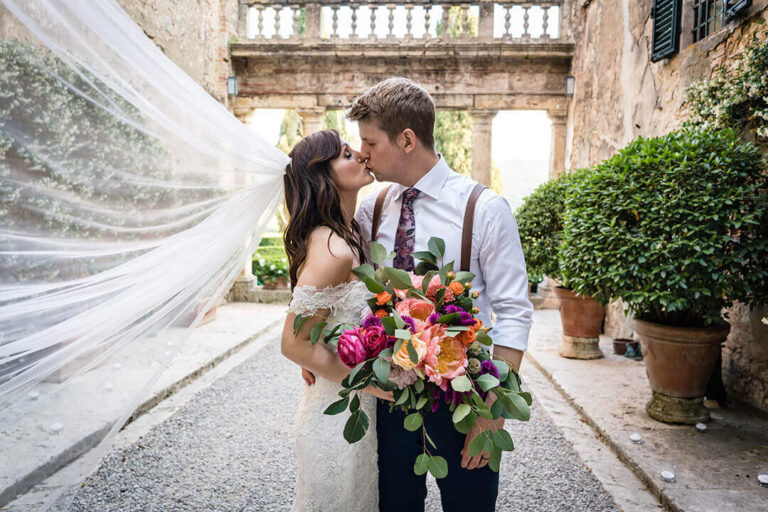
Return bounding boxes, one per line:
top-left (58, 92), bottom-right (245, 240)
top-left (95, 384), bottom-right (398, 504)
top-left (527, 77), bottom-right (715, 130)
top-left (469, 109), bottom-right (497, 186)
top-left (478, 1), bottom-right (495, 40)
top-left (297, 107), bottom-right (326, 136)
top-left (231, 101), bottom-right (256, 285)
top-left (304, 3), bottom-right (322, 40)
top-left (547, 109), bottom-right (568, 179)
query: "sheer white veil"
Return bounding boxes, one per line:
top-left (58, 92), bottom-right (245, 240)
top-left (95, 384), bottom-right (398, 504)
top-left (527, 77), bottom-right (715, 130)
top-left (0, 0), bottom-right (288, 508)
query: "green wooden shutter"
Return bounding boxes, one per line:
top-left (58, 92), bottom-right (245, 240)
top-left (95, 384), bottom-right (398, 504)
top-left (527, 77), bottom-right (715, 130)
top-left (725, 0), bottom-right (751, 21)
top-left (651, 0), bottom-right (682, 62)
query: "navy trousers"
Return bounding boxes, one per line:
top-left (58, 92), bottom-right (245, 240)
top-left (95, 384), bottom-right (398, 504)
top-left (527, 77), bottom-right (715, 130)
top-left (377, 399), bottom-right (499, 512)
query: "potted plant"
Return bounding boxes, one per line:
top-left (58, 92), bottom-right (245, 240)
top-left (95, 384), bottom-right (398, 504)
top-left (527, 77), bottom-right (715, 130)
top-left (560, 128), bottom-right (768, 424)
top-left (517, 170), bottom-right (605, 359)
top-left (253, 253), bottom-right (290, 290)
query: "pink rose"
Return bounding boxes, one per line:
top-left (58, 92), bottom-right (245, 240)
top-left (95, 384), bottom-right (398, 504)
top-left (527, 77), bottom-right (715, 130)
top-left (362, 324), bottom-right (391, 358)
top-left (337, 327), bottom-right (367, 368)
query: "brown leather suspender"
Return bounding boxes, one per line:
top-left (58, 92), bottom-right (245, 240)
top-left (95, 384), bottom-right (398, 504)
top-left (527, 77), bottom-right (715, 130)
top-left (371, 185), bottom-right (391, 243)
top-left (461, 183), bottom-right (487, 271)
top-left (370, 182), bottom-right (487, 272)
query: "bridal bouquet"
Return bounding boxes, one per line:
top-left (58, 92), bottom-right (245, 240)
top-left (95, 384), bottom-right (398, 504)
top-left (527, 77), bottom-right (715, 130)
top-left (293, 237), bottom-right (532, 479)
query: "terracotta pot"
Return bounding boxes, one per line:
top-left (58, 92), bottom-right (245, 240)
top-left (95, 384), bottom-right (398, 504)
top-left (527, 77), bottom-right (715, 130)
top-left (612, 338), bottom-right (639, 355)
top-left (634, 319), bottom-right (730, 424)
top-left (554, 287), bottom-right (605, 338)
top-left (262, 276), bottom-right (289, 290)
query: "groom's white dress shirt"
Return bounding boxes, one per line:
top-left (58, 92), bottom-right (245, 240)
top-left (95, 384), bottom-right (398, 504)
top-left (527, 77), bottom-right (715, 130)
top-left (355, 156), bottom-right (533, 351)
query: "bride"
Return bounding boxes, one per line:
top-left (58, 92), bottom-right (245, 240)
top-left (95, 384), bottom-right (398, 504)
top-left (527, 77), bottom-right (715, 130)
top-left (279, 129), bottom-right (392, 511)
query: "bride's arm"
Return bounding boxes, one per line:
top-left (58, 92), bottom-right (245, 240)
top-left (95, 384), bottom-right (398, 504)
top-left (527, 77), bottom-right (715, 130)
top-left (280, 229), bottom-right (391, 400)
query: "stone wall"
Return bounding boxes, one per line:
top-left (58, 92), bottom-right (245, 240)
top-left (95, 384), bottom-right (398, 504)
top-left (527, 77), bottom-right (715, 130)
top-left (118, 0), bottom-right (238, 103)
top-left (565, 0), bottom-right (768, 413)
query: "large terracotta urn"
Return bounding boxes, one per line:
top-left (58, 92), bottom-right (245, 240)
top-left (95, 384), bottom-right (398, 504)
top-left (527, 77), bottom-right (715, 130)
top-left (634, 319), bottom-right (729, 424)
top-left (554, 287), bottom-right (606, 359)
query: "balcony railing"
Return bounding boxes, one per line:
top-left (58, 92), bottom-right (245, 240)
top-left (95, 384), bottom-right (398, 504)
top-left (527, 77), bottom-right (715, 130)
top-left (237, 1), bottom-right (567, 42)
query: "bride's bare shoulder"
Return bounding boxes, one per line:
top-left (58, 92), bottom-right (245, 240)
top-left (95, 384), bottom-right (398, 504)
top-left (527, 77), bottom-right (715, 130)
top-left (298, 227), bottom-right (355, 286)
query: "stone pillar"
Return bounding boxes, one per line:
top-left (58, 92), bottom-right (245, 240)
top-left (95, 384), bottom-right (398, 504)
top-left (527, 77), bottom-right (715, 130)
top-left (297, 107), bottom-right (326, 136)
top-left (478, 1), bottom-right (495, 40)
top-left (304, 3), bottom-right (322, 40)
top-left (469, 109), bottom-right (497, 186)
top-left (237, 3), bottom-right (248, 39)
top-left (547, 109), bottom-right (568, 179)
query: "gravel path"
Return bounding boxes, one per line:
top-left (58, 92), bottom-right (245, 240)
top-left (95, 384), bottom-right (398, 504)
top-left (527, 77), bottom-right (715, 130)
top-left (70, 331), bottom-right (619, 512)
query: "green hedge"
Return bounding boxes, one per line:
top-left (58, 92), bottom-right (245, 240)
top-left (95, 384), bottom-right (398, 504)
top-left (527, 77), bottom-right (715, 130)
top-left (560, 128), bottom-right (768, 327)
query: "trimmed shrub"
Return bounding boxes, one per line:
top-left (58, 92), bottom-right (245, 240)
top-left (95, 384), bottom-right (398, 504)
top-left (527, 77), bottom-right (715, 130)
top-left (560, 129), bottom-right (768, 327)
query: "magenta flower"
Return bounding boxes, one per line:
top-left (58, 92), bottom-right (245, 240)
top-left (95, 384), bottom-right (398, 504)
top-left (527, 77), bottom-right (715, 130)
top-left (362, 314), bottom-right (382, 330)
top-left (337, 328), bottom-right (367, 368)
top-left (362, 324), bottom-right (392, 358)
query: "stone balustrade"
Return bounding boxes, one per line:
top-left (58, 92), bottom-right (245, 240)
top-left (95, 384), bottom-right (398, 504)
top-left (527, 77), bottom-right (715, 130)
top-left (238, 1), bottom-right (565, 42)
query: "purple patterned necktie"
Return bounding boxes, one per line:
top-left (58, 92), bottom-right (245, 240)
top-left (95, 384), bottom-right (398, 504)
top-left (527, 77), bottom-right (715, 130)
top-left (393, 188), bottom-right (420, 271)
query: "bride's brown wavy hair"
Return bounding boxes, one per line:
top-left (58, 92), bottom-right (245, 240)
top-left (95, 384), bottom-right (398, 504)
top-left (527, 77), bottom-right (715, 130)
top-left (283, 129), bottom-right (366, 291)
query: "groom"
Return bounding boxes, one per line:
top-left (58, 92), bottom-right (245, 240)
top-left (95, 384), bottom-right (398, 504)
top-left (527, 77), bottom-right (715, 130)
top-left (350, 78), bottom-right (533, 511)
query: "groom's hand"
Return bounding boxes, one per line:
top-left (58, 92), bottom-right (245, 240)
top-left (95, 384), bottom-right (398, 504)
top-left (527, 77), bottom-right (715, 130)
top-left (460, 393), bottom-right (505, 470)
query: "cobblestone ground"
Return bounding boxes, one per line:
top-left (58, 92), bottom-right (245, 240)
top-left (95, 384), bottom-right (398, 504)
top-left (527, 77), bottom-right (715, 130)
top-left (70, 333), bottom-right (619, 512)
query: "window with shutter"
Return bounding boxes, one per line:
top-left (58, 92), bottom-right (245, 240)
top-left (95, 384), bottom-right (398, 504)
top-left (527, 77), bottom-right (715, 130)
top-left (725, 0), bottom-right (752, 20)
top-left (651, 0), bottom-right (683, 62)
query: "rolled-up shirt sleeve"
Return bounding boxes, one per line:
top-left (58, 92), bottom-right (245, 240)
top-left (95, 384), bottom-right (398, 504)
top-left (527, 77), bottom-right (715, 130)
top-left (477, 195), bottom-right (534, 351)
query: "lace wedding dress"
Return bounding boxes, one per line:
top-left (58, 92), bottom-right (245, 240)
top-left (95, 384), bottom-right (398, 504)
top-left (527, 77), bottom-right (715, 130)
top-left (288, 280), bottom-right (379, 512)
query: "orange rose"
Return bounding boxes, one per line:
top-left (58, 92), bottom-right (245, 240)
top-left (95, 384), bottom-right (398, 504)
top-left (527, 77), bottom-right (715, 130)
top-left (458, 329), bottom-right (476, 346)
top-left (392, 335), bottom-right (427, 371)
top-left (448, 281), bottom-right (464, 296)
top-left (375, 309), bottom-right (388, 318)
top-left (472, 318), bottom-right (483, 331)
top-left (375, 291), bottom-right (392, 305)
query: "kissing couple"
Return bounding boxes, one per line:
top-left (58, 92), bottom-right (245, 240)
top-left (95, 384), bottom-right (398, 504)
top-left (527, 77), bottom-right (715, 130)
top-left (279, 77), bottom-right (533, 511)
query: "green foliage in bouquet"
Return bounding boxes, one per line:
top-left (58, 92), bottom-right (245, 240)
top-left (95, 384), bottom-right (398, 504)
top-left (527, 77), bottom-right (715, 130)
top-left (560, 128), bottom-right (768, 327)
top-left (294, 237), bottom-right (532, 478)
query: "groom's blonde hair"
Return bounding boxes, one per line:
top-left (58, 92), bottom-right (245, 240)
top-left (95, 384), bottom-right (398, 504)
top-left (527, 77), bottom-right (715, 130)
top-left (347, 77), bottom-right (435, 148)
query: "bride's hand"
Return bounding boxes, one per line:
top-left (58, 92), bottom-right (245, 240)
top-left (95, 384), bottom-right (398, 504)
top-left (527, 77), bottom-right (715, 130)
top-left (364, 386), bottom-right (394, 401)
top-left (301, 367), bottom-right (316, 386)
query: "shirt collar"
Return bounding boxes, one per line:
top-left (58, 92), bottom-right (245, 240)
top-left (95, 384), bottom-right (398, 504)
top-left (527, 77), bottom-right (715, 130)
top-left (394, 155), bottom-right (451, 201)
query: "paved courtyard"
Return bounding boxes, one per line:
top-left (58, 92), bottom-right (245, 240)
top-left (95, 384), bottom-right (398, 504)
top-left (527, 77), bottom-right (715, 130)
top-left (64, 324), bottom-right (619, 512)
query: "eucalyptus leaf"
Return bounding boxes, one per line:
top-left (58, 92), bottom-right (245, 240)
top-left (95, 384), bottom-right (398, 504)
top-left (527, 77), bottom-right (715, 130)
top-left (428, 237), bottom-right (446, 260)
top-left (350, 393), bottom-right (360, 413)
top-left (414, 453), bottom-right (430, 475)
top-left (293, 315), bottom-right (309, 336)
top-left (351, 263), bottom-right (375, 281)
top-left (407, 340), bottom-right (419, 365)
top-left (413, 251), bottom-right (437, 265)
top-left (395, 329), bottom-right (412, 340)
top-left (363, 277), bottom-right (385, 294)
top-left (468, 432), bottom-right (486, 457)
top-left (492, 428), bottom-right (515, 451)
top-left (373, 358), bottom-right (391, 382)
top-left (488, 446), bottom-right (502, 472)
top-left (403, 412), bottom-right (422, 431)
top-left (476, 374), bottom-right (500, 392)
top-left (450, 375), bottom-right (472, 392)
top-left (492, 360), bottom-right (510, 383)
top-left (395, 386), bottom-right (410, 406)
top-left (310, 321), bottom-right (327, 345)
top-left (454, 271), bottom-right (475, 284)
top-left (422, 270), bottom-right (437, 294)
top-left (476, 330), bottom-right (493, 346)
top-left (370, 242), bottom-right (387, 265)
top-left (323, 396), bottom-right (349, 415)
top-left (452, 403), bottom-right (471, 423)
top-left (343, 410), bottom-right (369, 444)
top-left (428, 455), bottom-right (449, 479)
top-left (386, 267), bottom-right (413, 289)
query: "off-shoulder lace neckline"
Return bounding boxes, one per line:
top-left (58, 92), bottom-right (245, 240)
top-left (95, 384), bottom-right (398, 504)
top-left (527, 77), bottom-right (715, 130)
top-left (292, 280), bottom-right (365, 292)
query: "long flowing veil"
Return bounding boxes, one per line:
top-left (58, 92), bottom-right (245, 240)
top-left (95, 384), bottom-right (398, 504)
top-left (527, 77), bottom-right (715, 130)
top-left (0, 0), bottom-right (288, 508)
